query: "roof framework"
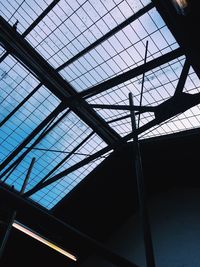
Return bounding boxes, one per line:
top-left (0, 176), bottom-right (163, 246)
top-left (0, 0), bottom-right (200, 209)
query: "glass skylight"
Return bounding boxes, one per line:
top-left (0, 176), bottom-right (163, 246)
top-left (29, 133), bottom-right (107, 209)
top-left (0, 0), bottom-right (53, 34)
top-left (1, 0), bottom-right (200, 209)
top-left (59, 7), bottom-right (178, 92)
top-left (26, 0), bottom-right (151, 69)
top-left (0, 55), bottom-right (40, 122)
top-left (87, 56), bottom-right (185, 136)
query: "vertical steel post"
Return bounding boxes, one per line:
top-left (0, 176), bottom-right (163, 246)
top-left (138, 41), bottom-right (148, 128)
top-left (0, 157), bottom-right (35, 260)
top-left (129, 92), bottom-right (156, 267)
top-left (0, 209), bottom-right (16, 260)
top-left (20, 157), bottom-right (36, 195)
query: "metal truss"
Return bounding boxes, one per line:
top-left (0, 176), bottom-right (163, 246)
top-left (0, 16), bottom-right (120, 146)
top-left (24, 58), bottom-right (200, 197)
top-left (0, 0), bottom-right (199, 213)
top-left (1, 0), bottom-right (200, 265)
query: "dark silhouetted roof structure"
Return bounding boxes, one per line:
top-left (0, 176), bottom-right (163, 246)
top-left (1, 0), bottom-right (200, 265)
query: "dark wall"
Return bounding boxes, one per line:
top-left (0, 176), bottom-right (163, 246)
top-left (81, 188), bottom-right (200, 267)
top-left (53, 128), bottom-right (200, 247)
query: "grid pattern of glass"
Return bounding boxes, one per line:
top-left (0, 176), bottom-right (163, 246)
top-left (1, 0), bottom-right (200, 210)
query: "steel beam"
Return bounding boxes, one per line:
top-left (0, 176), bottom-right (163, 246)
top-left (20, 158), bottom-right (36, 195)
top-left (152, 0), bottom-right (200, 80)
top-left (0, 0), bottom-right (62, 126)
top-left (56, 3), bottom-right (154, 71)
top-left (23, 119), bottom-right (163, 197)
top-left (79, 48), bottom-right (183, 99)
top-left (0, 16), bottom-right (120, 145)
top-left (0, 107), bottom-right (70, 180)
top-left (0, 103), bottom-right (65, 175)
top-left (27, 132), bottom-right (94, 187)
top-left (0, 51), bottom-right (7, 63)
top-left (0, 3), bottom-right (153, 132)
top-left (0, 0), bottom-right (61, 61)
top-left (174, 60), bottom-right (190, 96)
top-left (89, 104), bottom-right (155, 113)
top-left (25, 89), bottom-right (200, 196)
top-left (0, 3), bottom-right (153, 130)
top-left (107, 114), bottom-right (131, 124)
top-left (21, 0), bottom-right (61, 38)
top-left (24, 145), bottom-right (111, 197)
top-left (0, 84), bottom-right (41, 128)
top-left (155, 92), bottom-right (200, 122)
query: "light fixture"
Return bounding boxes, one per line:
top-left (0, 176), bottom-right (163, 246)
top-left (171, 0), bottom-right (189, 15)
top-left (12, 221), bottom-right (77, 262)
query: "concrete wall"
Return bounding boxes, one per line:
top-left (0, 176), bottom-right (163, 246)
top-left (81, 188), bottom-right (200, 267)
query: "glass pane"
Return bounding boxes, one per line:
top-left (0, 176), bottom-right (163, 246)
top-left (87, 56), bottom-right (185, 136)
top-left (59, 7), bottom-right (178, 92)
top-left (0, 0), bottom-right (53, 34)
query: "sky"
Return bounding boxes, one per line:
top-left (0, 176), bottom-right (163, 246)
top-left (1, 0), bottom-right (200, 209)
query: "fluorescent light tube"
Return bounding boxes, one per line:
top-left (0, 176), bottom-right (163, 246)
top-left (12, 221), bottom-right (77, 262)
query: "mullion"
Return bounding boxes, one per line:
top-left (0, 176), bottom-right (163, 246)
top-left (146, 58), bottom-right (184, 101)
top-left (12, 0), bottom-right (55, 34)
top-left (148, 11), bottom-right (172, 48)
top-left (87, 45), bottom-right (182, 102)
top-left (0, 57), bottom-right (35, 87)
top-left (29, 132), bottom-right (95, 193)
top-left (62, 26), bottom-right (118, 87)
top-left (67, 26), bottom-right (167, 90)
top-left (22, 122), bottom-right (88, 185)
top-left (0, 103), bottom-right (66, 182)
top-left (51, 3), bottom-right (155, 86)
top-left (29, 1), bottom-right (88, 60)
top-left (0, 70), bottom-right (38, 112)
top-left (140, 111), bottom-right (200, 138)
top-left (69, 9), bottom-right (118, 82)
top-left (57, 12), bottom-right (122, 87)
top-left (7, 0), bottom-right (26, 23)
top-left (26, 121), bottom-right (90, 186)
top-left (87, 56), bottom-right (185, 109)
top-left (44, 0), bottom-right (116, 65)
top-left (1, 1), bottom-right (20, 20)
top-left (55, 3), bottom-right (154, 74)
top-left (100, 2), bottom-right (144, 76)
top-left (4, 113), bottom-right (58, 185)
top-left (110, 119), bottom-right (132, 134)
top-left (7, 1), bottom-right (46, 33)
top-left (41, 157), bottom-right (104, 208)
top-left (10, 2), bottom-right (37, 25)
top-left (0, 88), bottom-right (60, 157)
top-left (46, 1), bottom-right (153, 74)
top-left (35, 155), bottom-right (106, 204)
top-left (77, 134), bottom-right (105, 155)
top-left (190, 106), bottom-right (200, 124)
top-left (137, 11), bottom-right (170, 56)
top-left (10, 120), bottom-right (87, 186)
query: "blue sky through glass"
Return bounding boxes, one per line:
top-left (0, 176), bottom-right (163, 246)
top-left (1, 0), bottom-right (200, 209)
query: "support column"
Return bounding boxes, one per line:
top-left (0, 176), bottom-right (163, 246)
top-left (129, 92), bottom-right (156, 267)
